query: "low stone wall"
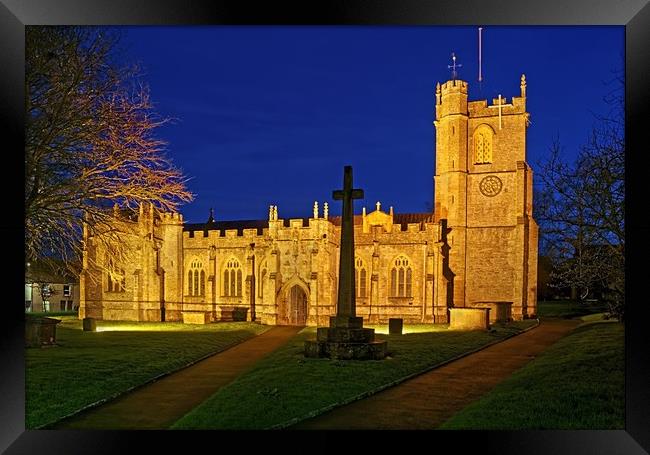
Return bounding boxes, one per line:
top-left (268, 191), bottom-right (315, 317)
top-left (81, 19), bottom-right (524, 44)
top-left (449, 308), bottom-right (490, 330)
top-left (215, 306), bottom-right (249, 322)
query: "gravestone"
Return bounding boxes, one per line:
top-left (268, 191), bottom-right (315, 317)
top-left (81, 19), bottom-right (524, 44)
top-left (25, 317), bottom-right (61, 347)
top-left (389, 318), bottom-right (403, 335)
top-left (82, 317), bottom-right (97, 332)
top-left (304, 166), bottom-right (387, 360)
top-left (469, 301), bottom-right (513, 323)
top-left (449, 308), bottom-right (490, 330)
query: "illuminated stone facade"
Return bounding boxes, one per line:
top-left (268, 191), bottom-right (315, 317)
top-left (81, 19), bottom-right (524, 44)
top-left (80, 76), bottom-right (538, 325)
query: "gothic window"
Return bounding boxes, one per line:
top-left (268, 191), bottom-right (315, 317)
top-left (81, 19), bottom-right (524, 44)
top-left (390, 255), bottom-right (413, 297)
top-left (405, 268), bottom-right (412, 296)
top-left (188, 259), bottom-right (206, 296)
top-left (355, 257), bottom-right (368, 298)
top-left (223, 258), bottom-right (242, 297)
top-left (237, 269), bottom-right (242, 296)
top-left (106, 256), bottom-right (126, 293)
top-left (474, 124), bottom-right (494, 164)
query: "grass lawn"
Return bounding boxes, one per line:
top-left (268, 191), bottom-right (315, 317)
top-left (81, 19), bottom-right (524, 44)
top-left (26, 317), bottom-right (269, 429)
top-left (537, 299), bottom-right (609, 319)
top-left (438, 319), bottom-right (624, 429)
top-left (171, 320), bottom-right (537, 429)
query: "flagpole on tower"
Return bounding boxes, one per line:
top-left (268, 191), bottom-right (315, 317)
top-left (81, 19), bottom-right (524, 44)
top-left (478, 27), bottom-right (483, 95)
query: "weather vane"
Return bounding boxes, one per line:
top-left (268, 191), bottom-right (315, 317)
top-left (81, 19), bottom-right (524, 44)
top-left (448, 52), bottom-right (462, 80)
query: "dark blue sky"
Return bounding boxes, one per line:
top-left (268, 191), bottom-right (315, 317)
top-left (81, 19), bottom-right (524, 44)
top-left (119, 26), bottom-right (623, 223)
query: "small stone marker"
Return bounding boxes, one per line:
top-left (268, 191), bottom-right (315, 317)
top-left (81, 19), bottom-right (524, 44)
top-left (304, 166), bottom-right (387, 360)
top-left (25, 317), bottom-right (61, 347)
top-left (389, 318), bottom-right (403, 335)
top-left (82, 317), bottom-right (97, 332)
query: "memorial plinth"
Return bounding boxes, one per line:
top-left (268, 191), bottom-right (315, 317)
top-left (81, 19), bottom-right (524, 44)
top-left (305, 316), bottom-right (387, 360)
top-left (304, 166), bottom-right (387, 360)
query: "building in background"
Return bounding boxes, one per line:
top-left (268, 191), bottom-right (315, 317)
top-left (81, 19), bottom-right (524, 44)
top-left (25, 260), bottom-right (80, 313)
top-left (81, 75), bottom-right (537, 325)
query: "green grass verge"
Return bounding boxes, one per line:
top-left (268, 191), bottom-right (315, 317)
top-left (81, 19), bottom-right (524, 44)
top-left (26, 317), bottom-right (269, 429)
top-left (537, 300), bottom-right (608, 319)
top-left (438, 320), bottom-right (624, 429)
top-left (171, 320), bottom-right (537, 429)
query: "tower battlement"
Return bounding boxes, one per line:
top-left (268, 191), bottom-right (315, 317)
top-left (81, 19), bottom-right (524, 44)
top-left (440, 79), bottom-right (468, 95)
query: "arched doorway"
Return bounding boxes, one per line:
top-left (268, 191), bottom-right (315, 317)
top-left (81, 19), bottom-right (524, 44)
top-left (280, 285), bottom-right (307, 326)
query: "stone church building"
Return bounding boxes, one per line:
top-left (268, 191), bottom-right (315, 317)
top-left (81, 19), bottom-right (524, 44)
top-left (80, 75), bottom-right (538, 326)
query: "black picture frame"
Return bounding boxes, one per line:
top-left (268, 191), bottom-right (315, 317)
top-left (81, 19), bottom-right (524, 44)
top-left (2, 0), bottom-right (649, 453)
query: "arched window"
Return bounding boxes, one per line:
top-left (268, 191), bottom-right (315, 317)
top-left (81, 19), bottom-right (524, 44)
top-left (259, 268), bottom-right (267, 298)
top-left (188, 259), bottom-right (205, 296)
top-left (200, 270), bottom-right (205, 296)
top-left (355, 257), bottom-right (368, 298)
top-left (390, 255), bottom-right (413, 297)
top-left (474, 124), bottom-right (494, 164)
top-left (223, 258), bottom-right (242, 297)
top-left (237, 269), bottom-right (242, 296)
top-left (106, 256), bottom-right (126, 293)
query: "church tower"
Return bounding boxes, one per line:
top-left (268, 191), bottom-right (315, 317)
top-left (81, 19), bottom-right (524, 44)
top-left (434, 75), bottom-right (538, 320)
top-left (433, 79), bottom-right (470, 309)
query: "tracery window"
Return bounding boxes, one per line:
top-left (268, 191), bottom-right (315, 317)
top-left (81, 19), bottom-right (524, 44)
top-left (188, 259), bottom-right (206, 296)
top-left (106, 257), bottom-right (126, 293)
top-left (223, 258), bottom-right (242, 297)
top-left (474, 124), bottom-right (494, 164)
top-left (355, 257), bottom-right (367, 298)
top-left (390, 255), bottom-right (412, 297)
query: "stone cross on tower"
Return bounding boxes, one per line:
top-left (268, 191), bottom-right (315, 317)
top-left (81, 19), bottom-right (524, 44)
top-left (488, 94), bottom-right (512, 130)
top-left (332, 166), bottom-right (364, 317)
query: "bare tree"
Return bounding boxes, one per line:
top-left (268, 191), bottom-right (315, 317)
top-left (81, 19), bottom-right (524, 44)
top-left (25, 26), bottom-right (193, 280)
top-left (536, 77), bottom-right (624, 320)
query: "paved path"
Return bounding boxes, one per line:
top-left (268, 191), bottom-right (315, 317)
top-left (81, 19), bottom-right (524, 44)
top-left (54, 326), bottom-right (302, 430)
top-left (292, 319), bottom-right (579, 430)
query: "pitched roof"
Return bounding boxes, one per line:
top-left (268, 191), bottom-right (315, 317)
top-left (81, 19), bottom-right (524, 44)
top-left (328, 212), bottom-right (435, 229)
top-left (26, 259), bottom-right (79, 284)
top-left (393, 212), bottom-right (436, 226)
top-left (327, 215), bottom-right (363, 226)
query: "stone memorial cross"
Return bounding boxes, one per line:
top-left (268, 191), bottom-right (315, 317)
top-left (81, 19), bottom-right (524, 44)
top-left (332, 165), bottom-right (364, 318)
